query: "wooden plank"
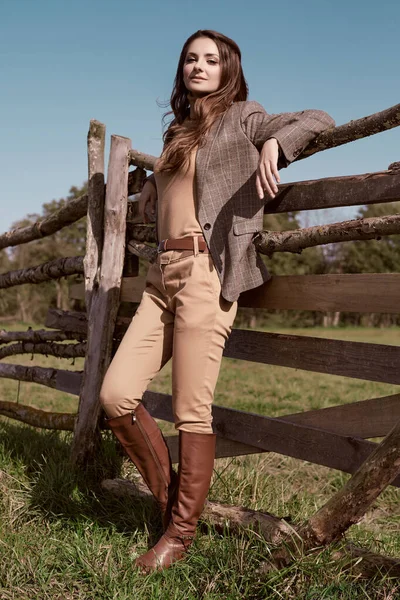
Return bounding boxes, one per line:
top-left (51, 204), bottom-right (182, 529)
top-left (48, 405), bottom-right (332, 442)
top-left (46, 308), bottom-right (400, 384)
top-left (224, 330), bottom-right (400, 384)
top-left (239, 274), bottom-right (400, 314)
top-left (30, 366), bottom-right (399, 469)
top-left (141, 391), bottom-right (400, 487)
top-left (70, 276), bottom-right (146, 304)
top-left (45, 308), bottom-right (131, 340)
top-left (263, 168), bottom-right (400, 214)
top-left (126, 163), bottom-right (400, 215)
top-left (164, 435), bottom-right (262, 465)
top-left (83, 120), bottom-right (106, 313)
top-left (47, 357), bottom-right (400, 440)
top-left (82, 273), bottom-right (400, 314)
top-left (0, 363), bottom-right (82, 395)
top-left (71, 134), bottom-right (131, 467)
top-left (56, 370), bottom-right (82, 396)
top-left (45, 308), bottom-right (89, 334)
top-left (281, 393), bottom-right (400, 439)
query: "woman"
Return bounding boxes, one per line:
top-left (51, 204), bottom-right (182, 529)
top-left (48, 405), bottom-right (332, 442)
top-left (100, 30), bottom-right (335, 572)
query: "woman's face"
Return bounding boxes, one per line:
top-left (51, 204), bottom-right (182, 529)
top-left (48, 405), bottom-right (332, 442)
top-left (183, 37), bottom-right (222, 98)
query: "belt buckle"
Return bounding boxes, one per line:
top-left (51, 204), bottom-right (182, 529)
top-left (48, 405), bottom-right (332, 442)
top-left (157, 239), bottom-right (167, 253)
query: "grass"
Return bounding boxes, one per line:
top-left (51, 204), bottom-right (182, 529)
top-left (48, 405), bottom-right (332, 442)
top-left (1, 322), bottom-right (400, 599)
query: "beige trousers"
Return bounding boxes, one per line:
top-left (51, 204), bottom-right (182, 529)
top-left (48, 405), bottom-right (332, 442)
top-left (100, 248), bottom-right (238, 434)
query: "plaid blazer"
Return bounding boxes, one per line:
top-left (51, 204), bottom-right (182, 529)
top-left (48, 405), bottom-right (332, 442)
top-left (150, 101), bottom-right (335, 302)
top-left (194, 101), bottom-right (335, 302)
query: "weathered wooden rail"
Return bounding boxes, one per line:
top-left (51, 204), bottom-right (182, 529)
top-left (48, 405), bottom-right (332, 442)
top-left (1, 103), bottom-right (400, 574)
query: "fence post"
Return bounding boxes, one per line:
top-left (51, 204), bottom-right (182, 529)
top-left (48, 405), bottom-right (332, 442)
top-left (84, 119), bottom-right (106, 313)
top-left (71, 133), bottom-right (131, 467)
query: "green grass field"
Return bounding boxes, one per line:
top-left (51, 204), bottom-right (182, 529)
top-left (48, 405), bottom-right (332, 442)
top-left (1, 322), bottom-right (399, 599)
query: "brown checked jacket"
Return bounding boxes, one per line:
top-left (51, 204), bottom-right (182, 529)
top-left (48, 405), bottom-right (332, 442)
top-left (149, 100), bottom-right (335, 302)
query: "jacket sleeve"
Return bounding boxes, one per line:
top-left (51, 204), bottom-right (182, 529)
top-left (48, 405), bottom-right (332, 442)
top-left (240, 101), bottom-right (335, 168)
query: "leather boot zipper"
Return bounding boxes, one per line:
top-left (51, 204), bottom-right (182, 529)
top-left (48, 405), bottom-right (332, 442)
top-left (131, 410), bottom-right (169, 487)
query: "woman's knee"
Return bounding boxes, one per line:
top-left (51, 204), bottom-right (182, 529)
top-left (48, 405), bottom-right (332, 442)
top-left (99, 378), bottom-right (141, 418)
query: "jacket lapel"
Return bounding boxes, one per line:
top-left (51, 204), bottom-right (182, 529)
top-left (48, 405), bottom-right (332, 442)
top-left (195, 111), bottom-right (227, 211)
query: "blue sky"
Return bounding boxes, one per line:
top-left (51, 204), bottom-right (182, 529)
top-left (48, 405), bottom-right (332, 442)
top-left (1, 0), bottom-right (399, 234)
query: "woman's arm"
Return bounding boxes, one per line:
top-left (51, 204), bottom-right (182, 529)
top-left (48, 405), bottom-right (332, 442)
top-left (241, 101), bottom-right (335, 199)
top-left (139, 175), bottom-right (157, 223)
top-left (241, 101), bottom-right (335, 167)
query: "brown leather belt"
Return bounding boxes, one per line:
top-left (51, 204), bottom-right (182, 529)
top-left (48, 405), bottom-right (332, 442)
top-left (157, 236), bottom-right (209, 253)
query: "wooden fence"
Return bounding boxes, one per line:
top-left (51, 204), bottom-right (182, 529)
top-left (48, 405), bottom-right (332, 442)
top-left (1, 103), bottom-right (400, 573)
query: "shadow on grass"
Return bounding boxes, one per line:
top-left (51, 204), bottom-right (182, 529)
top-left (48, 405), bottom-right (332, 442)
top-left (0, 419), bottom-right (161, 540)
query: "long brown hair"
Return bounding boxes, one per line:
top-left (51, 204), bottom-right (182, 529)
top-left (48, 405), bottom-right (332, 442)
top-left (157, 30), bottom-right (248, 173)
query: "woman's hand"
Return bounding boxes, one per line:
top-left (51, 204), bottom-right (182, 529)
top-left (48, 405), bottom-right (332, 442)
top-left (138, 179), bottom-right (157, 223)
top-left (256, 137), bottom-right (281, 200)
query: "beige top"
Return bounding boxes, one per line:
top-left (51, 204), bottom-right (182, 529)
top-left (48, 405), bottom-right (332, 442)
top-left (154, 146), bottom-right (203, 241)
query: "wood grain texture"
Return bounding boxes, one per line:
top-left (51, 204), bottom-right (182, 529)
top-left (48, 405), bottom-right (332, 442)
top-left (84, 120), bottom-right (106, 313)
top-left (224, 329), bottom-right (400, 384)
top-left (281, 394), bottom-right (400, 439)
top-left (71, 134), bottom-right (131, 467)
top-left (238, 273), bottom-right (400, 313)
top-left (303, 415), bottom-right (400, 545)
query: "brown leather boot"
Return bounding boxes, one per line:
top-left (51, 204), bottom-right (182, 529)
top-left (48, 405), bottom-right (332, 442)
top-left (107, 403), bottom-right (177, 529)
top-left (135, 430), bottom-right (216, 572)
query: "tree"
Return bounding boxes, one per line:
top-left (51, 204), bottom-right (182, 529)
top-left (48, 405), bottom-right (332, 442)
top-left (3, 184), bottom-right (88, 323)
top-left (330, 202), bottom-right (400, 327)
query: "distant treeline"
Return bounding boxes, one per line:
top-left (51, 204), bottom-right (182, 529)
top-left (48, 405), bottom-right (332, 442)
top-left (1, 183), bottom-right (399, 328)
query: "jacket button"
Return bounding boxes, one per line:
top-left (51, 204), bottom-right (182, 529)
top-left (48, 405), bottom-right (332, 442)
top-left (204, 223), bottom-right (211, 231)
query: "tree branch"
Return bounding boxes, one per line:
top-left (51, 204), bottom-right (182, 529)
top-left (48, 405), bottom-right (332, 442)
top-left (255, 213), bottom-right (400, 257)
top-left (0, 329), bottom-right (86, 345)
top-left (0, 256), bottom-right (84, 289)
top-left (126, 240), bottom-right (157, 263)
top-left (0, 169), bottom-right (145, 251)
top-left (0, 341), bottom-right (86, 360)
top-left (0, 362), bottom-right (79, 389)
top-left (262, 416), bottom-right (400, 572)
top-left (128, 103), bottom-right (400, 171)
top-left (126, 214), bottom-right (400, 262)
top-left (0, 401), bottom-right (76, 430)
top-left (302, 103), bottom-right (400, 158)
top-left (0, 195), bottom-right (88, 251)
top-left (101, 477), bottom-right (400, 579)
